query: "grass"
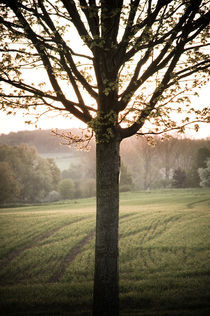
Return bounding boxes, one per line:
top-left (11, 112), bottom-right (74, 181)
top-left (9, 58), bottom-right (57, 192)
top-left (0, 188), bottom-right (209, 315)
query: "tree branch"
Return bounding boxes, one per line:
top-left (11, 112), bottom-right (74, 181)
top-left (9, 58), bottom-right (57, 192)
top-left (79, 0), bottom-right (100, 37)
top-left (36, 0), bottom-right (98, 100)
top-left (60, 0), bottom-right (93, 48)
top-left (136, 120), bottom-right (209, 136)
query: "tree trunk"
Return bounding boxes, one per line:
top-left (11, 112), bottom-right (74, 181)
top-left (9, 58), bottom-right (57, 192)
top-left (93, 137), bottom-right (121, 316)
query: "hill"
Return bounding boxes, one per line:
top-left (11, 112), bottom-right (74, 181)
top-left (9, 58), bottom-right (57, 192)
top-left (0, 129), bottom-right (81, 153)
top-left (0, 129), bottom-right (84, 170)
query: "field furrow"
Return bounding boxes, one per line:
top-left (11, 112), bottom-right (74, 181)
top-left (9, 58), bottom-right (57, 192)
top-left (0, 217), bottom-right (87, 271)
top-left (48, 229), bottom-right (95, 283)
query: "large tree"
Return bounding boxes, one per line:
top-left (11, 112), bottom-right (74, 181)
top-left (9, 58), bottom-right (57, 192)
top-left (0, 1), bottom-right (209, 315)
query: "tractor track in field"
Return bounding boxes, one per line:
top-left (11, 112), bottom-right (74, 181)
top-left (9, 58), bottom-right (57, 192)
top-left (48, 229), bottom-right (95, 283)
top-left (140, 220), bottom-right (159, 245)
top-left (187, 198), bottom-right (210, 209)
top-left (147, 215), bottom-right (182, 243)
top-left (140, 248), bottom-right (150, 271)
top-left (148, 248), bottom-right (155, 265)
top-left (120, 213), bottom-right (138, 221)
top-left (139, 246), bottom-right (189, 272)
top-left (139, 215), bottom-right (183, 271)
top-left (0, 217), bottom-right (86, 271)
top-left (139, 221), bottom-right (156, 271)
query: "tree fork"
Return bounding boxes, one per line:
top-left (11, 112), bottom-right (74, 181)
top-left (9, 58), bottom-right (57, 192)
top-left (93, 136), bottom-right (121, 316)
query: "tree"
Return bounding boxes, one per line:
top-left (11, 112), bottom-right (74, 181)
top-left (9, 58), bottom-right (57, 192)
top-left (195, 147), bottom-right (210, 169)
top-left (0, 143), bottom-right (61, 202)
top-left (0, 161), bottom-right (21, 203)
top-left (120, 162), bottom-right (134, 191)
top-left (59, 178), bottom-right (75, 199)
top-left (172, 167), bottom-right (186, 188)
top-left (134, 137), bottom-right (159, 189)
top-left (46, 158), bottom-right (61, 190)
top-left (189, 146), bottom-right (210, 186)
top-left (198, 159), bottom-right (210, 187)
top-left (0, 1), bottom-right (209, 314)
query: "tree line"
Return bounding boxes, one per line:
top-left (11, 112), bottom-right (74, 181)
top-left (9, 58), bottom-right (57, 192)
top-left (0, 135), bottom-right (210, 205)
top-left (0, 142), bottom-right (95, 205)
top-left (58, 135), bottom-right (210, 199)
top-left (121, 136), bottom-right (210, 190)
top-left (0, 143), bottom-right (60, 205)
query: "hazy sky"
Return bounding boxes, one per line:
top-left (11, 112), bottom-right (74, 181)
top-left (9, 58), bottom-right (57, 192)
top-left (0, 85), bottom-right (209, 139)
top-left (0, 110), bottom-right (86, 134)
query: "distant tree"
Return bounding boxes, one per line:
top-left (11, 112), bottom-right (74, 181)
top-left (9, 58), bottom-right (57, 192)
top-left (198, 159), bottom-right (210, 187)
top-left (73, 180), bottom-right (83, 199)
top-left (172, 167), bottom-right (187, 188)
top-left (59, 179), bottom-right (75, 200)
top-left (45, 190), bottom-right (61, 203)
top-left (28, 157), bottom-right (60, 201)
top-left (189, 147), bottom-right (210, 187)
top-left (0, 1), bottom-right (209, 314)
top-left (137, 137), bottom-right (159, 189)
top-left (0, 144), bottom-right (61, 202)
top-left (46, 158), bottom-right (61, 190)
top-left (0, 161), bottom-right (21, 203)
top-left (155, 137), bottom-right (180, 186)
top-left (120, 163), bottom-right (134, 192)
top-left (196, 147), bottom-right (210, 169)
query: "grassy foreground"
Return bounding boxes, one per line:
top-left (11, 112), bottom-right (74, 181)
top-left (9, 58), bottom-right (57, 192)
top-left (0, 189), bottom-right (209, 315)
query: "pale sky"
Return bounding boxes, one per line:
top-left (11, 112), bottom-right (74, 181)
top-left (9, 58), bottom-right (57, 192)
top-left (0, 110), bottom-right (86, 135)
top-left (0, 85), bottom-right (209, 139)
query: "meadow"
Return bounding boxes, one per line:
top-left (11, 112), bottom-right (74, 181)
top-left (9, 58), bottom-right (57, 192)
top-left (0, 189), bottom-right (209, 315)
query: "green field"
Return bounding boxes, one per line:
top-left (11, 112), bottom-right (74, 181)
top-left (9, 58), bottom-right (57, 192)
top-left (0, 189), bottom-right (210, 315)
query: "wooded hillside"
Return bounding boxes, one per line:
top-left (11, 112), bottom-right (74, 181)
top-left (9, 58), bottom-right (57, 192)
top-left (0, 129), bottom-right (79, 153)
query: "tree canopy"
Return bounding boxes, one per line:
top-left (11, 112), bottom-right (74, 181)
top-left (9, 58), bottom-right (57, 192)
top-left (0, 0), bottom-right (209, 139)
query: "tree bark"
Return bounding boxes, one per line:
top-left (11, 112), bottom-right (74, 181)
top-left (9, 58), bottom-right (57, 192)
top-left (93, 137), bottom-right (121, 316)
